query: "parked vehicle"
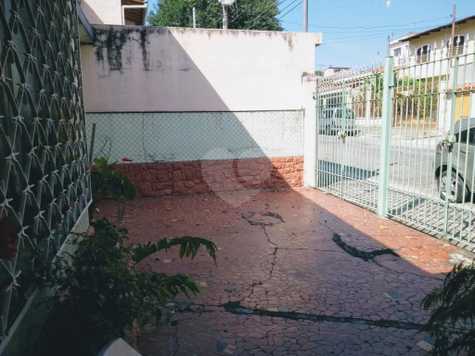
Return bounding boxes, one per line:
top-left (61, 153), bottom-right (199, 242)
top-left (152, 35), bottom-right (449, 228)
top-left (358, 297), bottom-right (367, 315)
top-left (319, 107), bottom-right (358, 136)
top-left (435, 118), bottom-right (475, 203)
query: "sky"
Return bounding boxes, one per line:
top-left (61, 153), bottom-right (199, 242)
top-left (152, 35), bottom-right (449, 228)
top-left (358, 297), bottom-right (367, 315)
top-left (147, 0), bottom-right (474, 69)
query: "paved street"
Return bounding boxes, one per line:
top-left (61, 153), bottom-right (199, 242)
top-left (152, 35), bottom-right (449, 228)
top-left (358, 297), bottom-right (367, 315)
top-left (99, 189), bottom-right (468, 355)
top-left (317, 131), bottom-right (475, 246)
top-left (318, 133), bottom-right (440, 197)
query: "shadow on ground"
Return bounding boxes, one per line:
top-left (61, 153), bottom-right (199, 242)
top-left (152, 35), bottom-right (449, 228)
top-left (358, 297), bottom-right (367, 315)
top-left (98, 188), bottom-right (461, 356)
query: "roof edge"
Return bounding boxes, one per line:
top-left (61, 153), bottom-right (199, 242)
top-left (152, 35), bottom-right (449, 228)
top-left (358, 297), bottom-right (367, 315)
top-left (400, 14), bottom-right (475, 42)
top-left (90, 24), bottom-right (322, 45)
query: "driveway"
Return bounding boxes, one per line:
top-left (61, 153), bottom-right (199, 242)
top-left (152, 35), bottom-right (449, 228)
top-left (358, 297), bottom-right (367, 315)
top-left (99, 188), bottom-right (468, 356)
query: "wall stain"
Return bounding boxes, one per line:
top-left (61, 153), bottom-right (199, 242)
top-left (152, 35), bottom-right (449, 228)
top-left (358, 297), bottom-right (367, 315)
top-left (94, 27), bottom-right (151, 72)
top-left (139, 28), bottom-right (151, 71)
top-left (92, 26), bottom-right (305, 73)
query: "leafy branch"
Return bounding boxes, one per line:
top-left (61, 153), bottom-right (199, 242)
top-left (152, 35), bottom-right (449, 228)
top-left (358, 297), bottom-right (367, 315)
top-left (91, 157), bottom-right (136, 201)
top-left (38, 219), bottom-right (217, 356)
top-left (132, 236), bottom-right (217, 264)
top-left (422, 263), bottom-right (475, 355)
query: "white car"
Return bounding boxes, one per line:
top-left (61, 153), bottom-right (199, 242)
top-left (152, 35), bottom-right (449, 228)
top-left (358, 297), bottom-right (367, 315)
top-left (319, 107), bottom-right (358, 136)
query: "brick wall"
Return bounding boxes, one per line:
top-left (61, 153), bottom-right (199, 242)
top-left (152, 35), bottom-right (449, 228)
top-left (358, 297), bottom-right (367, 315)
top-left (114, 157), bottom-right (303, 197)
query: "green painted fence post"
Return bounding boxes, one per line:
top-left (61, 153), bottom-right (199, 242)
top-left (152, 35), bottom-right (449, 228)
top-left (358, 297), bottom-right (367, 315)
top-left (444, 56), bottom-right (459, 233)
top-left (377, 56), bottom-right (394, 217)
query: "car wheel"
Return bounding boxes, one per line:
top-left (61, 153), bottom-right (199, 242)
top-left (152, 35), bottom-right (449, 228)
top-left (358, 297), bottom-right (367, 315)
top-left (439, 170), bottom-right (469, 203)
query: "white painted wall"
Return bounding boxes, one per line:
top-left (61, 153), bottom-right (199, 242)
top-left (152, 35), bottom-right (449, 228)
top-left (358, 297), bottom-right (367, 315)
top-left (80, 0), bottom-right (122, 25)
top-left (81, 26), bottom-right (321, 112)
top-left (302, 74), bottom-right (317, 187)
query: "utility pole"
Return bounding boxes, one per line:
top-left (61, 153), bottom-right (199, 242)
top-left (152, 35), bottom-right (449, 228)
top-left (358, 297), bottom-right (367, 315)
top-left (303, 0), bottom-right (308, 32)
top-left (222, 3), bottom-right (228, 29)
top-left (192, 7), bottom-right (197, 28)
top-left (219, 0), bottom-right (235, 30)
top-left (450, 2), bottom-right (456, 55)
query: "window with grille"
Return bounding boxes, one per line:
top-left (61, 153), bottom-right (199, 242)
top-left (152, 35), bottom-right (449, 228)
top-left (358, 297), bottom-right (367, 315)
top-left (416, 45), bottom-right (431, 64)
top-left (0, 0), bottom-right (91, 339)
top-left (447, 35), bottom-right (465, 56)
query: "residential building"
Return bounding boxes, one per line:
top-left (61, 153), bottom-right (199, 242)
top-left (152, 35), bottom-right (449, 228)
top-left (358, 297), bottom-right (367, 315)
top-left (390, 15), bottom-right (475, 128)
top-left (390, 15), bottom-right (475, 65)
top-left (80, 0), bottom-right (148, 25)
top-left (323, 66), bottom-right (351, 77)
top-left (389, 33), bottom-right (413, 66)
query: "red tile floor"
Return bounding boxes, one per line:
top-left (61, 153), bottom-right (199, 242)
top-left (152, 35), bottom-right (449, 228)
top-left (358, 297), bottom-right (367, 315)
top-left (99, 188), bottom-right (470, 356)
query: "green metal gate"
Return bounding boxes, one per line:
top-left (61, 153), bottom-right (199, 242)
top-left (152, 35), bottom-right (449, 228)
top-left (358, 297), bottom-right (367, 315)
top-left (0, 0), bottom-right (91, 343)
top-left (316, 48), bottom-right (475, 251)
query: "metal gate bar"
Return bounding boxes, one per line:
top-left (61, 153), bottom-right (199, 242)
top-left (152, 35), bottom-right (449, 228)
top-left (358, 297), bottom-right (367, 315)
top-left (316, 45), bottom-right (475, 251)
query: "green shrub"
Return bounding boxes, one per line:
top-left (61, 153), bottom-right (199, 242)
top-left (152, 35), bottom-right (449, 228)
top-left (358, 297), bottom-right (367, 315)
top-left (38, 219), bottom-right (216, 356)
top-left (91, 157), bottom-right (136, 201)
top-left (422, 263), bottom-right (475, 356)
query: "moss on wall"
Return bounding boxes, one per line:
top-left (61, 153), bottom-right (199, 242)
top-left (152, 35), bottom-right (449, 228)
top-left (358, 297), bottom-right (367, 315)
top-left (94, 27), bottom-right (151, 72)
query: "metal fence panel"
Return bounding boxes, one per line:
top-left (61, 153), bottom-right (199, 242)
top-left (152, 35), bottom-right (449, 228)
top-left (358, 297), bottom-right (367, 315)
top-left (388, 50), bottom-right (475, 249)
top-left (316, 69), bottom-right (384, 211)
top-left (315, 47), bottom-right (475, 251)
top-left (0, 0), bottom-right (90, 339)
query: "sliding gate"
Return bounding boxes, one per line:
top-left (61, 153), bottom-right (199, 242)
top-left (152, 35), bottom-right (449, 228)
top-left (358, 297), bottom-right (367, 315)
top-left (316, 50), bottom-right (475, 250)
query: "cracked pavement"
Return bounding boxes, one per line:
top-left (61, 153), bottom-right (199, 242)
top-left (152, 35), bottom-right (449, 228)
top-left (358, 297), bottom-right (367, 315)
top-left (98, 188), bottom-right (465, 356)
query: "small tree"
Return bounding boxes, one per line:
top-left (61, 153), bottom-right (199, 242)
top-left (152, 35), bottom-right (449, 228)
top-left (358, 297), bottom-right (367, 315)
top-left (149, 0), bottom-right (282, 31)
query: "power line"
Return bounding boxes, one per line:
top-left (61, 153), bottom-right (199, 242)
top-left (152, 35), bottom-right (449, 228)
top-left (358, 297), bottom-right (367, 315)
top-left (322, 33), bottom-right (397, 45)
top-left (278, 0), bottom-right (301, 20)
top-left (246, 0), bottom-right (291, 30)
top-left (324, 21), bottom-right (452, 43)
top-left (325, 32), bottom-right (399, 42)
top-left (326, 25), bottom-right (439, 41)
top-left (281, 15), bottom-right (450, 31)
top-left (279, 14), bottom-right (451, 44)
top-left (278, 0), bottom-right (300, 16)
top-left (230, 0), bottom-right (289, 23)
top-left (314, 22), bottom-right (447, 34)
top-left (230, 0), bottom-right (290, 30)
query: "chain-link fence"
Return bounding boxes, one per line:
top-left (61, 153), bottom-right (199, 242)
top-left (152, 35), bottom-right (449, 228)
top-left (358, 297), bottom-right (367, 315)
top-left (0, 0), bottom-right (90, 339)
top-left (86, 110), bottom-right (304, 163)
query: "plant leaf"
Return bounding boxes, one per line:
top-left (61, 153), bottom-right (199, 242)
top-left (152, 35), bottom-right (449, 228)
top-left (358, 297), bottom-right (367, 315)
top-left (132, 236), bottom-right (217, 264)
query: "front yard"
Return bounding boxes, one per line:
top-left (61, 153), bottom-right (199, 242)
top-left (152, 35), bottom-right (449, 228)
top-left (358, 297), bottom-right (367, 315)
top-left (98, 188), bottom-right (466, 356)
